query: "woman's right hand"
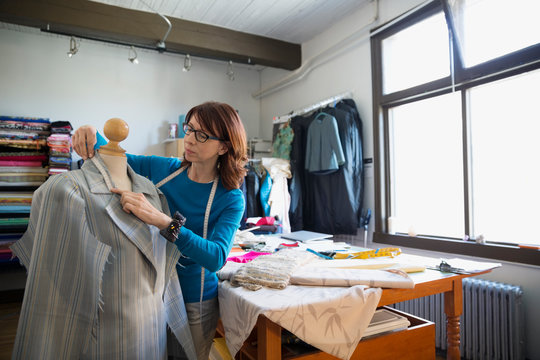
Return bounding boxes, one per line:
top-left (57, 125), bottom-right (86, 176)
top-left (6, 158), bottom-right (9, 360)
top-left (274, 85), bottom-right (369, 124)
top-left (72, 125), bottom-right (98, 160)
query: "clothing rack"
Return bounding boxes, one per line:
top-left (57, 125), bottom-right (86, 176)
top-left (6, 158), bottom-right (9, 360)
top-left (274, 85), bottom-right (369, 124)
top-left (272, 91), bottom-right (353, 124)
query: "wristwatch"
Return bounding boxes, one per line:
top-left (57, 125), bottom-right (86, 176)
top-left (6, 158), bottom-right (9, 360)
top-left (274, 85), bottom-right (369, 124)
top-left (160, 211), bottom-right (186, 243)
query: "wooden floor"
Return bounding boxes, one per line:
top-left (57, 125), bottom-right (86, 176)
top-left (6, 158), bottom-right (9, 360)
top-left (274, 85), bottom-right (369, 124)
top-left (0, 301), bottom-right (21, 360)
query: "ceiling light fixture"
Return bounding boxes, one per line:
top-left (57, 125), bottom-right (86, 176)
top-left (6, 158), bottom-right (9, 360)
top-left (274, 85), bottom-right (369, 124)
top-left (227, 61), bottom-right (235, 81)
top-left (67, 36), bottom-right (79, 58)
top-left (183, 54), bottom-right (191, 72)
top-left (140, 0), bottom-right (171, 53)
top-left (128, 46), bottom-right (139, 64)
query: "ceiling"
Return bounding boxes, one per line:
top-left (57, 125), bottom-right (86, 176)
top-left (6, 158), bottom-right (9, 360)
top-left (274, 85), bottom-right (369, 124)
top-left (0, 0), bottom-right (371, 70)
top-left (89, 0), bottom-right (369, 44)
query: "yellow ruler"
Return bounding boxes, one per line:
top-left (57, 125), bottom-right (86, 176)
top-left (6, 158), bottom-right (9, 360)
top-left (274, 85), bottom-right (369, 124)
top-left (333, 247), bottom-right (401, 259)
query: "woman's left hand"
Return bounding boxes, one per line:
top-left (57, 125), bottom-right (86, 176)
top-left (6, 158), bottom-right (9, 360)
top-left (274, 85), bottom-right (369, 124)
top-left (111, 188), bottom-right (171, 229)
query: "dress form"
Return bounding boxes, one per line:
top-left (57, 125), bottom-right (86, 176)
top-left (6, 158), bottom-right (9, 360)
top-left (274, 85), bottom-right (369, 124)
top-left (98, 118), bottom-right (132, 191)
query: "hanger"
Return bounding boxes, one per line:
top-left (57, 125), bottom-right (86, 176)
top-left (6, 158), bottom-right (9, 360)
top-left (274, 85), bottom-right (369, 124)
top-left (279, 119), bottom-right (291, 129)
top-left (314, 111), bottom-right (331, 121)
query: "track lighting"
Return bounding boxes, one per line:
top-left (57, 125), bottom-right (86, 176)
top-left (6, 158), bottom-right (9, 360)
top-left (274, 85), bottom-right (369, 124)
top-left (128, 46), bottom-right (139, 64)
top-left (67, 36), bottom-right (79, 58)
top-left (227, 60), bottom-right (235, 81)
top-left (183, 54), bottom-right (191, 72)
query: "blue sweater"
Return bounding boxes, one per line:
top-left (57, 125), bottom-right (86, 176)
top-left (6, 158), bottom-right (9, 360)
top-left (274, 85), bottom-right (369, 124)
top-left (96, 133), bottom-right (244, 303)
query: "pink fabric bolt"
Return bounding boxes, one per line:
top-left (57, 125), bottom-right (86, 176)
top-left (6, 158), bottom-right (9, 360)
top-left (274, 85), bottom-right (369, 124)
top-left (227, 251), bottom-right (271, 263)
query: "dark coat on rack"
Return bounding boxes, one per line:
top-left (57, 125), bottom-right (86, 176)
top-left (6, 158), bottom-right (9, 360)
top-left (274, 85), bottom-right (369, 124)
top-left (289, 99), bottom-right (364, 235)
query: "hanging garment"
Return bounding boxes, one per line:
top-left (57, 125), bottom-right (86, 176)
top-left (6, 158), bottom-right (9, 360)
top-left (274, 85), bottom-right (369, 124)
top-left (259, 167), bottom-right (272, 217)
top-left (310, 105), bottom-right (362, 234)
top-left (288, 113), bottom-right (310, 231)
top-left (262, 157), bottom-right (292, 233)
top-left (272, 122), bottom-right (294, 160)
top-left (336, 98), bottom-right (365, 224)
top-left (304, 112), bottom-right (345, 173)
top-left (244, 164), bottom-right (263, 219)
top-left (10, 154), bottom-right (196, 360)
top-left (288, 100), bottom-right (364, 235)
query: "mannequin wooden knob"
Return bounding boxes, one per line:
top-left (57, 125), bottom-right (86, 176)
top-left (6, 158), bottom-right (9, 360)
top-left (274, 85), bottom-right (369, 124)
top-left (99, 118), bottom-right (129, 157)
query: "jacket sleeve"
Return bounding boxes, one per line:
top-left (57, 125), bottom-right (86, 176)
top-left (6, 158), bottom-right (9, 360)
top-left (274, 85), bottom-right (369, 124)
top-left (304, 124), bottom-right (313, 170)
top-left (328, 116), bottom-right (345, 166)
top-left (10, 174), bottom-right (111, 360)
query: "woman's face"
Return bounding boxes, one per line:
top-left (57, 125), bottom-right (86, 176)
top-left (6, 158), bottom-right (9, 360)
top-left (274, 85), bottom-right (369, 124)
top-left (183, 115), bottom-right (227, 166)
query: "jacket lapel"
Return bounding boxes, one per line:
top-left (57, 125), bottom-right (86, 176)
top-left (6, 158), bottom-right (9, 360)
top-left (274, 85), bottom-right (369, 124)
top-left (82, 154), bottom-right (160, 273)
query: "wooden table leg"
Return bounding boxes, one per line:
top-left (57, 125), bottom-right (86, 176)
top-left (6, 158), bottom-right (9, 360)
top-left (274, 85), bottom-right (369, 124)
top-left (257, 315), bottom-right (282, 360)
top-left (444, 278), bottom-right (463, 360)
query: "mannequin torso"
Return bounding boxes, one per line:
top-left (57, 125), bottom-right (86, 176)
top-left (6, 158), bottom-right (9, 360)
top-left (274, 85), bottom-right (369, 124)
top-left (99, 152), bottom-right (132, 191)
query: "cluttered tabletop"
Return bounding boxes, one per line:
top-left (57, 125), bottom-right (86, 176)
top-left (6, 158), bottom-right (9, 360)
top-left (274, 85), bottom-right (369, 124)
top-left (216, 229), bottom-right (501, 360)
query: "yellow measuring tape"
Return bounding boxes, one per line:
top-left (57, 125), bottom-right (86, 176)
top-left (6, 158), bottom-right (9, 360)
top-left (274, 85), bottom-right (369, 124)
top-left (333, 247), bottom-right (401, 259)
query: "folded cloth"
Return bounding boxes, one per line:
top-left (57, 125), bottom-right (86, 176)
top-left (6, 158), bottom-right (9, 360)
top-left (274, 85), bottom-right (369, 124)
top-left (230, 249), bottom-right (317, 290)
top-left (255, 216), bottom-right (275, 226)
top-left (253, 224), bottom-right (278, 233)
top-left (291, 266), bottom-right (414, 289)
top-left (219, 261), bottom-right (415, 289)
top-left (226, 251), bottom-right (271, 263)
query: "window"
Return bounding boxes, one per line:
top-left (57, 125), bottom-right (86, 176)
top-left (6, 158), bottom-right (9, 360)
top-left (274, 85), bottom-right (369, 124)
top-left (447, 0), bottom-right (540, 68)
top-left (390, 93), bottom-right (464, 239)
top-left (469, 70), bottom-right (540, 246)
top-left (382, 12), bottom-right (449, 94)
top-left (371, 0), bottom-right (540, 265)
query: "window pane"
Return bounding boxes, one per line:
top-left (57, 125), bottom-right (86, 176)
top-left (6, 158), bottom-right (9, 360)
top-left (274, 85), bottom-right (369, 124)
top-left (389, 92), bottom-right (464, 238)
top-left (470, 69), bottom-right (540, 246)
top-left (449, 0), bottom-right (540, 67)
top-left (382, 12), bottom-right (450, 94)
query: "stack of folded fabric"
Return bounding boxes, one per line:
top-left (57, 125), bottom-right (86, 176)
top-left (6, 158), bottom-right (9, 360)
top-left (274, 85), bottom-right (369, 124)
top-left (0, 192), bottom-right (32, 232)
top-left (0, 233), bottom-right (21, 262)
top-left (47, 121), bottom-right (73, 175)
top-left (0, 116), bottom-right (50, 186)
top-left (0, 115), bottom-right (51, 263)
top-left (245, 216), bottom-right (282, 234)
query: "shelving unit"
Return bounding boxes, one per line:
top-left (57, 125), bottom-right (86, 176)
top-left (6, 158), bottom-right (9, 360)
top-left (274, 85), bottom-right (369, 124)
top-left (164, 138), bottom-right (184, 158)
top-left (0, 184), bottom-right (42, 267)
top-left (0, 117), bottom-right (51, 269)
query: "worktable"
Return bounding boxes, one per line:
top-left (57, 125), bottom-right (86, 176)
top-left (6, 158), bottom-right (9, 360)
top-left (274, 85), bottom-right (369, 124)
top-left (217, 268), bottom-right (491, 360)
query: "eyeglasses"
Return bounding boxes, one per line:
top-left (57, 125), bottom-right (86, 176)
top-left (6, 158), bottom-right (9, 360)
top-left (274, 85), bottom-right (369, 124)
top-left (182, 122), bottom-right (224, 143)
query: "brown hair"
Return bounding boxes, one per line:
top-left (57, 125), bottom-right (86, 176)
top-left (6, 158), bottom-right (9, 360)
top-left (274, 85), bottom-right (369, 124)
top-left (181, 101), bottom-right (248, 190)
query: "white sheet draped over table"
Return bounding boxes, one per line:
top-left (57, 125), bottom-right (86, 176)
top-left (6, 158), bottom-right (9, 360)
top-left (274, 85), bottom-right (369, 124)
top-left (218, 281), bottom-right (382, 360)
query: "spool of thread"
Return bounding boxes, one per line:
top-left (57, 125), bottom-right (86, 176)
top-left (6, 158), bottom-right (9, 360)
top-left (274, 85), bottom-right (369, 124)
top-left (475, 234), bottom-right (485, 244)
top-left (387, 216), bottom-right (396, 234)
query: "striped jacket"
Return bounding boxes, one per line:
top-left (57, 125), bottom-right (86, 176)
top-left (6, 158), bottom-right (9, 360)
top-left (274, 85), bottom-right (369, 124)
top-left (11, 154), bottom-right (196, 360)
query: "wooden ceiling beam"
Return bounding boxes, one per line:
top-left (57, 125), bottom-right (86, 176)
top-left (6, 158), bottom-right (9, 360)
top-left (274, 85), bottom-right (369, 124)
top-left (0, 0), bottom-right (301, 70)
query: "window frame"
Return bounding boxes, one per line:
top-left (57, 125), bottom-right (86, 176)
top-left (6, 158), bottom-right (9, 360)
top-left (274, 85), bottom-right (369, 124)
top-left (370, 0), bottom-right (540, 266)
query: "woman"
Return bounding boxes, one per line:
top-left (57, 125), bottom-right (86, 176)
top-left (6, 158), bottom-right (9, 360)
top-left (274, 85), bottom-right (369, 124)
top-left (72, 101), bottom-right (248, 360)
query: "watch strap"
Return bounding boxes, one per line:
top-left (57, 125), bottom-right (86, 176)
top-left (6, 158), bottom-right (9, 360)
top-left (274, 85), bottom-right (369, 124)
top-left (160, 211), bottom-right (186, 242)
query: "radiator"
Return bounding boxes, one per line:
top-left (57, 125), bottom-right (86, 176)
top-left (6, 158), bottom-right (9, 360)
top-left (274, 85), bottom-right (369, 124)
top-left (390, 278), bottom-right (525, 360)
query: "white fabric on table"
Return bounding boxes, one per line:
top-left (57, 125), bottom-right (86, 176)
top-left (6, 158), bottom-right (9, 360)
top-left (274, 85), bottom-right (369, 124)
top-left (218, 260), bottom-right (415, 289)
top-left (218, 281), bottom-right (382, 360)
top-left (291, 266), bottom-right (414, 288)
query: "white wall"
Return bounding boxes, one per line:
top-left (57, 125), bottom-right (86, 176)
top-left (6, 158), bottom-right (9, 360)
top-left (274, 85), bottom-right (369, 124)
top-left (259, 0), bottom-right (540, 358)
top-left (0, 25), bottom-right (261, 158)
